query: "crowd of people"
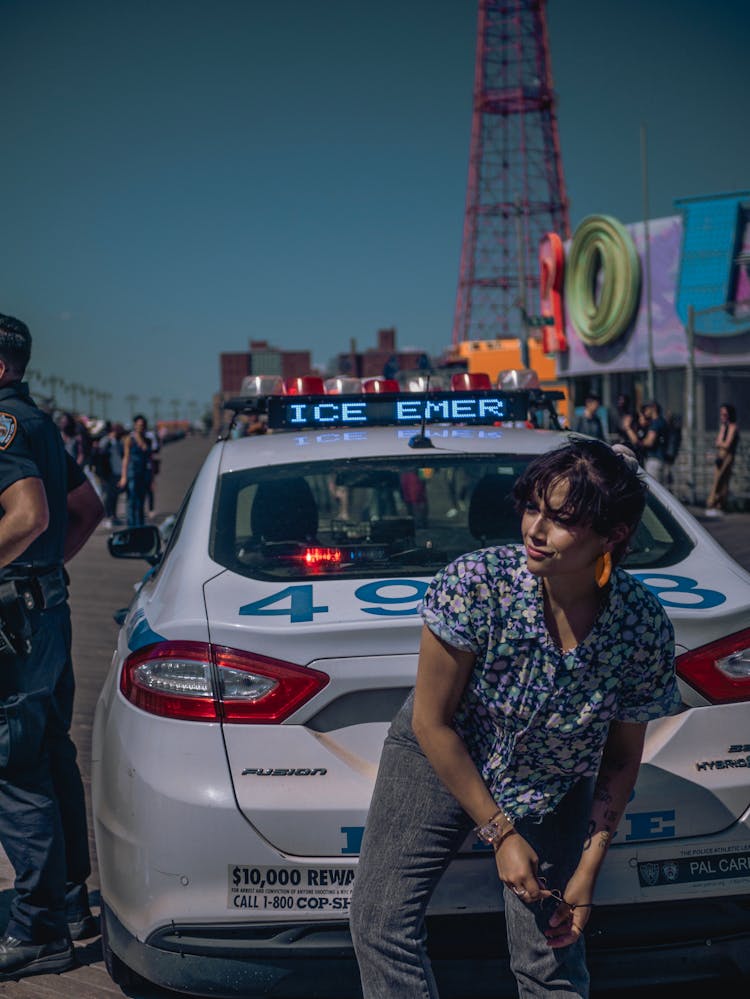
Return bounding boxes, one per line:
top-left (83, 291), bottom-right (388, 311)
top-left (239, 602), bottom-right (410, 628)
top-left (574, 393), bottom-right (681, 482)
top-left (573, 391), bottom-right (742, 513)
top-left (55, 412), bottom-right (161, 528)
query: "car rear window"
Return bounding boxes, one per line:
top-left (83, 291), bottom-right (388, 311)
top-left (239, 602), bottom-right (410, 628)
top-left (209, 456), bottom-right (693, 580)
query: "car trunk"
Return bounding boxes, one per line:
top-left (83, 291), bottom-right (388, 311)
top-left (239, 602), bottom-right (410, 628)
top-left (204, 573), bottom-right (750, 859)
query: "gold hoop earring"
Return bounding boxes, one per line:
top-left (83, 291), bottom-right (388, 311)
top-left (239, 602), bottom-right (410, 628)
top-left (595, 551), bottom-right (612, 589)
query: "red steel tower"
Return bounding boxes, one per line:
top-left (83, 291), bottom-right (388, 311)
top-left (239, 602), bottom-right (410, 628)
top-left (452, 0), bottom-right (570, 346)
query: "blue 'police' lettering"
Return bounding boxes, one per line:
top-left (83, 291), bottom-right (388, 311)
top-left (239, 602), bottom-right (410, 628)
top-left (341, 826), bottom-right (364, 855)
top-left (625, 809), bottom-right (676, 841)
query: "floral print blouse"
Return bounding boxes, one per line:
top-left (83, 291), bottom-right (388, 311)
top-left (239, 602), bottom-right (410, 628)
top-left (420, 545), bottom-right (680, 821)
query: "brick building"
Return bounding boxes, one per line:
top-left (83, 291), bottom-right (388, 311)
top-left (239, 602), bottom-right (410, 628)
top-left (219, 340), bottom-right (312, 394)
top-left (335, 328), bottom-right (428, 380)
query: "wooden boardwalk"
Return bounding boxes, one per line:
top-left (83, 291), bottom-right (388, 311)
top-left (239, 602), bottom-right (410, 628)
top-left (0, 433), bottom-right (212, 997)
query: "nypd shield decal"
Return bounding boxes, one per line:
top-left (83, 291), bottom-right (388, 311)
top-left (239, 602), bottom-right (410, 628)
top-left (0, 413), bottom-right (17, 450)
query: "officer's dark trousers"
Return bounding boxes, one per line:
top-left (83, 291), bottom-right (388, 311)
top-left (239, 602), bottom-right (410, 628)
top-left (0, 603), bottom-right (91, 942)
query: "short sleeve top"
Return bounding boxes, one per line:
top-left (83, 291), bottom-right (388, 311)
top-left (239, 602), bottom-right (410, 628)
top-left (420, 545), bottom-right (679, 822)
top-left (0, 381), bottom-right (83, 570)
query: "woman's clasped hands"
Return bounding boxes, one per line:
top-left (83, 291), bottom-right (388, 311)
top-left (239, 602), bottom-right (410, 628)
top-left (494, 833), bottom-right (594, 948)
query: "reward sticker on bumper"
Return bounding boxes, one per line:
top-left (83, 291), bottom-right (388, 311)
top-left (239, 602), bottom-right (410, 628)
top-left (638, 848), bottom-right (750, 888)
top-left (228, 865), bottom-right (355, 912)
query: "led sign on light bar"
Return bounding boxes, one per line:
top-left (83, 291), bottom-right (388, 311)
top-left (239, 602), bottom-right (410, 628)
top-left (265, 391), bottom-right (529, 431)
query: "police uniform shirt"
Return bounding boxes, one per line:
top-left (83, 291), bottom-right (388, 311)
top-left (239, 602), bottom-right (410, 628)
top-left (0, 381), bottom-right (85, 570)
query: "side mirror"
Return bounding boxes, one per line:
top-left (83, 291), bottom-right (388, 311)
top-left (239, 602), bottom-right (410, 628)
top-left (108, 525), bottom-right (163, 565)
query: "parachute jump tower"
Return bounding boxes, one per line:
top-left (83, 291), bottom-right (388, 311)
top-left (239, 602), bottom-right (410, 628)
top-left (452, 0), bottom-right (570, 347)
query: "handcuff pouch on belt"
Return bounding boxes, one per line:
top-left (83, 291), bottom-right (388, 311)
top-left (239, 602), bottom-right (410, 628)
top-left (0, 569), bottom-right (67, 658)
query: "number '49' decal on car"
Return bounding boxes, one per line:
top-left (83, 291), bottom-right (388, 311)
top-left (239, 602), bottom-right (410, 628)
top-left (238, 576), bottom-right (725, 623)
top-left (239, 581), bottom-right (429, 623)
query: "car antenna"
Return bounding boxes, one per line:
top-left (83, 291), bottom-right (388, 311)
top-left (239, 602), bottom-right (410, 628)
top-left (408, 375), bottom-right (435, 449)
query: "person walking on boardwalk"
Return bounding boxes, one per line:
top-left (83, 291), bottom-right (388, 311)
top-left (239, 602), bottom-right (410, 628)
top-left (0, 314), bottom-right (103, 981)
top-left (119, 413), bottom-right (153, 527)
top-left (94, 421), bottom-right (125, 527)
top-left (350, 438), bottom-right (679, 999)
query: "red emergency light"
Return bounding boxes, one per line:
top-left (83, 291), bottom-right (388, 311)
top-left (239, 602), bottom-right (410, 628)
top-left (450, 372), bottom-right (492, 390)
top-left (283, 375), bottom-right (326, 396)
top-left (362, 378), bottom-right (400, 393)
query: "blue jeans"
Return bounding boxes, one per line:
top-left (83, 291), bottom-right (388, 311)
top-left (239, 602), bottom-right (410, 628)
top-left (127, 474), bottom-right (150, 527)
top-left (350, 696), bottom-right (594, 998)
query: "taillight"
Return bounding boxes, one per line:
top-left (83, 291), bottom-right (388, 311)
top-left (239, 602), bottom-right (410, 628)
top-left (120, 641), bottom-right (329, 722)
top-left (676, 628), bottom-right (750, 703)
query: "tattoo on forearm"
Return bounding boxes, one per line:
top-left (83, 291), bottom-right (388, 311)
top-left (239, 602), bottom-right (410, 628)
top-left (581, 820), bottom-right (596, 852)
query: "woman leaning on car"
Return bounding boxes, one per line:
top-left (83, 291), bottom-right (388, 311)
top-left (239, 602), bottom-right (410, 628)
top-left (349, 437), bottom-right (680, 999)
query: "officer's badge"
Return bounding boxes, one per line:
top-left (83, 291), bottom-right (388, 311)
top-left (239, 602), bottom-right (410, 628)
top-left (0, 413), bottom-right (17, 450)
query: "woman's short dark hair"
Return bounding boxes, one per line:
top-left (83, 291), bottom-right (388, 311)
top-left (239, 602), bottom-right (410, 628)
top-left (0, 314), bottom-right (32, 377)
top-left (721, 403), bottom-right (737, 422)
top-left (513, 437), bottom-right (647, 552)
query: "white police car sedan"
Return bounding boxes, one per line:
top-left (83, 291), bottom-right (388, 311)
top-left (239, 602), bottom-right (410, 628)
top-left (92, 383), bottom-right (750, 997)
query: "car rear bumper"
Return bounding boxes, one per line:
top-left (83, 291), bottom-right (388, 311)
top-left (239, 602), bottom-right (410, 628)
top-left (104, 894), bottom-right (750, 998)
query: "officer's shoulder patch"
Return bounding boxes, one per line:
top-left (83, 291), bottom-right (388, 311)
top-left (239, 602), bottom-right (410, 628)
top-left (0, 412), bottom-right (18, 450)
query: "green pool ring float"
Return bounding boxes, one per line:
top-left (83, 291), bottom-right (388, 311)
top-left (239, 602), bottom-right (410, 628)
top-left (565, 215), bottom-right (641, 347)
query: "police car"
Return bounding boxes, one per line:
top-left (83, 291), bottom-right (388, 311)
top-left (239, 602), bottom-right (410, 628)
top-left (91, 376), bottom-right (750, 997)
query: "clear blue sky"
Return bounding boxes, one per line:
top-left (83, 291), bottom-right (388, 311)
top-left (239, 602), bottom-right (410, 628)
top-left (1, 0), bottom-right (747, 422)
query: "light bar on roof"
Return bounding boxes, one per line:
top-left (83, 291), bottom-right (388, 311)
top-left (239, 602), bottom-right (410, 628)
top-left (265, 390), bottom-right (529, 430)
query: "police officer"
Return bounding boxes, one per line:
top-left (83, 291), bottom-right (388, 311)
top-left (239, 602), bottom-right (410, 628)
top-left (0, 314), bottom-right (103, 980)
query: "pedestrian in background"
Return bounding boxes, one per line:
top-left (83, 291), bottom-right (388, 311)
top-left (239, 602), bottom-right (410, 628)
top-left (705, 403), bottom-right (740, 517)
top-left (0, 314), bottom-right (103, 981)
top-left (119, 414), bottom-right (153, 527)
top-left (94, 422), bottom-right (125, 528)
top-left (623, 401), bottom-right (667, 481)
top-left (611, 393), bottom-right (633, 445)
top-left (58, 413), bottom-right (85, 466)
top-left (573, 392), bottom-right (605, 440)
top-left (144, 424), bottom-right (161, 518)
top-left (350, 438), bottom-right (678, 999)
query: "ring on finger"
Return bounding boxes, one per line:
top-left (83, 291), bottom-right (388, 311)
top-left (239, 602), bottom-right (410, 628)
top-left (511, 886), bottom-right (527, 896)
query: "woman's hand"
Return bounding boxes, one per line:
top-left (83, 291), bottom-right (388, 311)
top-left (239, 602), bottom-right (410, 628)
top-left (494, 832), bottom-right (547, 904)
top-left (544, 870), bottom-right (594, 948)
